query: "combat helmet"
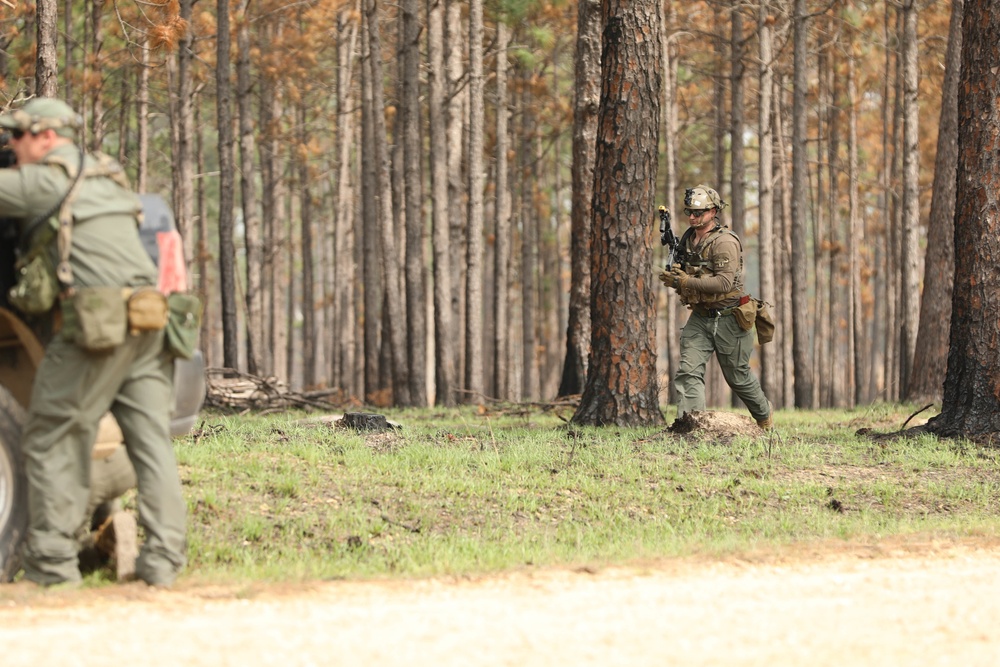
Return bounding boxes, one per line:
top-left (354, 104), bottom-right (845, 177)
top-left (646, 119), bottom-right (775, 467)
top-left (684, 184), bottom-right (727, 211)
top-left (0, 98), bottom-right (82, 139)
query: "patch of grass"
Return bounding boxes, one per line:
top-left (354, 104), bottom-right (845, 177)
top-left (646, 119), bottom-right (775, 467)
top-left (170, 404), bottom-right (1000, 583)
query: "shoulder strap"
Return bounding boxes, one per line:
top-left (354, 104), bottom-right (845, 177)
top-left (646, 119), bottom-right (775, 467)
top-left (37, 150), bottom-right (137, 293)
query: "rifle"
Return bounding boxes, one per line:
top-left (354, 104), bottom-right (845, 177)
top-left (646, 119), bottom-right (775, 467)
top-left (659, 205), bottom-right (680, 269)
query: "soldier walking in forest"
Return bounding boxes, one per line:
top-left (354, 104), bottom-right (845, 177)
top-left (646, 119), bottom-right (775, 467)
top-left (660, 185), bottom-right (772, 429)
top-left (0, 98), bottom-right (187, 587)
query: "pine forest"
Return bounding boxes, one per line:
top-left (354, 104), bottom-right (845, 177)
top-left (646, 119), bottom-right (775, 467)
top-left (0, 0), bottom-right (965, 411)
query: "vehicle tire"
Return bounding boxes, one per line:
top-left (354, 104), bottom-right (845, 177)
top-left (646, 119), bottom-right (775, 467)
top-left (0, 385), bottom-right (27, 582)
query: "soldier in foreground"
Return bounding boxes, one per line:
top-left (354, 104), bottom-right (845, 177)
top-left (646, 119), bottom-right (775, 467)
top-left (660, 185), bottom-right (772, 429)
top-left (0, 98), bottom-right (186, 587)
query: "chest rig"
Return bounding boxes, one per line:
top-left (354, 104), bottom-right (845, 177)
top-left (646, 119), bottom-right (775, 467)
top-left (678, 224), bottom-right (744, 306)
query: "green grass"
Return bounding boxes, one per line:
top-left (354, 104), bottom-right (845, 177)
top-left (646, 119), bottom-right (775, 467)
top-left (127, 404), bottom-right (1000, 584)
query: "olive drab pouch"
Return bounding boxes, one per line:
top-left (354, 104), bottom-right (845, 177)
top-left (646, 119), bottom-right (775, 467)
top-left (755, 299), bottom-right (776, 344)
top-left (734, 298), bottom-right (757, 331)
top-left (70, 286), bottom-right (128, 352)
top-left (126, 287), bottom-right (169, 334)
top-left (165, 292), bottom-right (203, 359)
top-left (7, 251), bottom-right (59, 315)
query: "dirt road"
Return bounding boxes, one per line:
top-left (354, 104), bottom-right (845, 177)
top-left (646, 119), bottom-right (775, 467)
top-left (2, 540), bottom-right (998, 666)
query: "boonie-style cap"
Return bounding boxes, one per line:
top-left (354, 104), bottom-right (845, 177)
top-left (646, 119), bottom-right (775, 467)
top-left (0, 98), bottom-right (81, 139)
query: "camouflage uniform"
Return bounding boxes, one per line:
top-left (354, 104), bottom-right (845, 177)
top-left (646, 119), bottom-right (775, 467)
top-left (661, 185), bottom-right (771, 426)
top-left (0, 99), bottom-right (186, 586)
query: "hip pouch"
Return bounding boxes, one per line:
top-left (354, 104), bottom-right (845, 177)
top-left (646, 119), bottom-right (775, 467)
top-left (165, 292), bottom-right (203, 359)
top-left (733, 296), bottom-right (757, 331)
top-left (755, 299), bottom-right (776, 344)
top-left (65, 286), bottom-right (128, 352)
top-left (8, 252), bottom-right (59, 315)
top-left (126, 287), bottom-right (169, 333)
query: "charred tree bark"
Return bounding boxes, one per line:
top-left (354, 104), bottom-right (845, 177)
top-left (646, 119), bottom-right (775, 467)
top-left (572, 1), bottom-right (663, 428)
top-left (926, 0), bottom-right (1000, 439)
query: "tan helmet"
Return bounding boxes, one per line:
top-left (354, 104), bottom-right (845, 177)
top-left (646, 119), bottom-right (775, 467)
top-left (684, 184), bottom-right (727, 211)
top-left (0, 98), bottom-right (81, 139)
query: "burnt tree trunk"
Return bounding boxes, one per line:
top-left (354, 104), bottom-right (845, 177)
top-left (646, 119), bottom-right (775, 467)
top-left (926, 0), bottom-right (1000, 439)
top-left (572, 1), bottom-right (663, 427)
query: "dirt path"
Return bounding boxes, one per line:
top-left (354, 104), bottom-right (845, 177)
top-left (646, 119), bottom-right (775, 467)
top-left (2, 540), bottom-right (999, 666)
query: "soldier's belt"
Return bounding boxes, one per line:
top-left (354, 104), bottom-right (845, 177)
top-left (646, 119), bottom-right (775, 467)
top-left (692, 295), bottom-right (750, 318)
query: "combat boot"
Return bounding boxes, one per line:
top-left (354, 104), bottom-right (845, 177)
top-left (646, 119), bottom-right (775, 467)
top-left (94, 511), bottom-right (138, 582)
top-left (756, 402), bottom-right (774, 430)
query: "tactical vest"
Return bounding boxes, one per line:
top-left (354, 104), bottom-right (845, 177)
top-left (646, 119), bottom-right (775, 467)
top-left (8, 151), bottom-right (140, 315)
top-left (677, 224), bottom-right (744, 306)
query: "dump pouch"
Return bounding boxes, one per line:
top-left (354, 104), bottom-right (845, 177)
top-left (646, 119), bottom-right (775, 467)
top-left (126, 287), bottom-right (169, 333)
top-left (70, 286), bottom-right (128, 352)
top-left (8, 251), bottom-right (59, 315)
top-left (165, 292), bottom-right (203, 359)
top-left (755, 299), bottom-right (775, 344)
top-left (734, 298), bottom-right (757, 331)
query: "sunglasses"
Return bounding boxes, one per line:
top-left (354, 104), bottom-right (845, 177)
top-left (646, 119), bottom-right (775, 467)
top-left (8, 129), bottom-right (29, 141)
top-left (684, 208), bottom-right (709, 217)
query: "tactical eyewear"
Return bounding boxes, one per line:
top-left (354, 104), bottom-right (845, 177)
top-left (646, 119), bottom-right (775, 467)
top-left (8, 129), bottom-right (28, 140)
top-left (684, 208), bottom-right (709, 217)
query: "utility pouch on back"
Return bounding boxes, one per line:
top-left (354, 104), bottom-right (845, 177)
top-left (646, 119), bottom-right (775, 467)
top-left (755, 299), bottom-right (775, 344)
top-left (126, 287), bottom-right (169, 333)
top-left (8, 251), bottom-right (59, 315)
top-left (70, 286), bottom-right (127, 352)
top-left (165, 292), bottom-right (203, 359)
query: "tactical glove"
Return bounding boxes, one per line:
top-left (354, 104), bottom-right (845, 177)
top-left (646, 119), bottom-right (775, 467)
top-left (659, 267), bottom-right (688, 290)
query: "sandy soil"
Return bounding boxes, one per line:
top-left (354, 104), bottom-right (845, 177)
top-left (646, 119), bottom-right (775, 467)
top-left (2, 539), bottom-right (999, 666)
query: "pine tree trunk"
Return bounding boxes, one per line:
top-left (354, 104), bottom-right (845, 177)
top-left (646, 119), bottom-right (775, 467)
top-left (572, 0), bottom-right (664, 427)
top-left (492, 20), bottom-right (512, 402)
top-left (790, 0), bottom-right (814, 407)
top-left (464, 0), bottom-right (485, 404)
top-left (402, 0), bottom-right (427, 406)
top-left (906, 0), bottom-right (962, 405)
top-left (171, 0), bottom-right (197, 282)
top-left (298, 100), bottom-right (316, 389)
top-left (757, 0), bottom-right (779, 404)
top-left (520, 75), bottom-right (539, 402)
top-left (559, 0), bottom-right (601, 399)
top-left (848, 53), bottom-right (862, 407)
top-left (335, 7), bottom-right (360, 396)
top-left (365, 0), bottom-right (410, 405)
top-left (428, 0), bottom-right (454, 405)
top-left (446, 1), bottom-right (468, 390)
top-left (927, 0), bottom-right (1000, 438)
top-left (775, 72), bottom-right (795, 408)
top-left (899, 0), bottom-right (921, 397)
top-left (136, 40), bottom-right (149, 193)
top-left (216, 0), bottom-right (240, 370)
top-left (237, 0), bottom-right (263, 376)
top-left (195, 103), bottom-right (213, 366)
top-left (34, 0), bottom-right (58, 97)
top-left (361, 23), bottom-right (383, 402)
top-left (730, 2), bottom-right (746, 242)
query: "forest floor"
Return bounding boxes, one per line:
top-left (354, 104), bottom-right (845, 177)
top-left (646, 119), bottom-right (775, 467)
top-left (2, 536), bottom-right (999, 666)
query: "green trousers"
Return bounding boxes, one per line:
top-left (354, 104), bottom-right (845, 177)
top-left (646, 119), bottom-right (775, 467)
top-left (674, 311), bottom-right (770, 421)
top-left (21, 330), bottom-right (186, 586)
